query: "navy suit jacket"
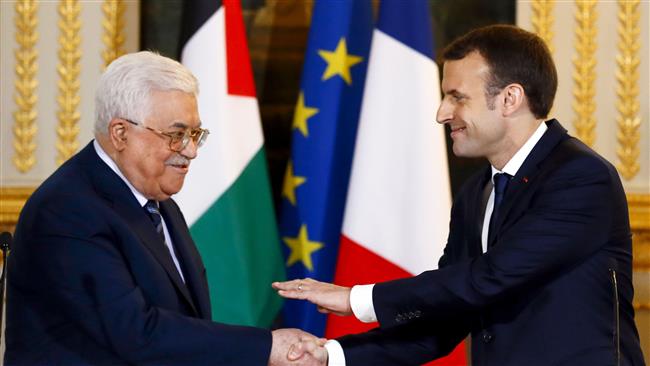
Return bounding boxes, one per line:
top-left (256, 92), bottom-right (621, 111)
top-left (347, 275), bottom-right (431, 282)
top-left (338, 120), bottom-right (645, 365)
top-left (5, 142), bottom-right (271, 365)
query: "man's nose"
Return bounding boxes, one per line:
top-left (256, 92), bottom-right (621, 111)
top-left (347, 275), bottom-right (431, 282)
top-left (181, 138), bottom-right (198, 159)
top-left (436, 100), bottom-right (453, 125)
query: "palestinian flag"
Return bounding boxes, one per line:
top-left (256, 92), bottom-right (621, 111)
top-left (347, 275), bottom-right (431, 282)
top-left (175, 0), bottom-right (284, 327)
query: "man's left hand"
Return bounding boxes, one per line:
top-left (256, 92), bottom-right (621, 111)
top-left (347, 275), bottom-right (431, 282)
top-left (272, 278), bottom-right (353, 317)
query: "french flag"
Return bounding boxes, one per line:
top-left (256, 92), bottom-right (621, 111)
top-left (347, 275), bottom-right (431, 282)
top-left (326, 0), bottom-right (466, 364)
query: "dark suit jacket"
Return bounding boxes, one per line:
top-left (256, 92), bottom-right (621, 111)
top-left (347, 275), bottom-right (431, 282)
top-left (338, 120), bottom-right (645, 365)
top-left (5, 142), bottom-right (271, 365)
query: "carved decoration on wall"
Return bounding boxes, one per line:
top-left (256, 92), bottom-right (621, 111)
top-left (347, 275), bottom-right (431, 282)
top-left (531, 0), bottom-right (555, 53)
top-left (572, 0), bottom-right (597, 147)
top-left (102, 0), bottom-right (125, 68)
top-left (615, 0), bottom-right (640, 180)
top-left (12, 0), bottom-right (39, 173)
top-left (0, 187), bottom-right (35, 233)
top-left (56, 0), bottom-right (82, 166)
top-left (629, 192), bottom-right (649, 311)
top-left (629, 193), bottom-right (650, 269)
top-left (634, 302), bottom-right (650, 311)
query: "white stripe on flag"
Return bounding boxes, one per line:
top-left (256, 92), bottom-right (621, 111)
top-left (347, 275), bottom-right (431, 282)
top-left (176, 7), bottom-right (264, 225)
top-left (342, 29), bottom-right (451, 275)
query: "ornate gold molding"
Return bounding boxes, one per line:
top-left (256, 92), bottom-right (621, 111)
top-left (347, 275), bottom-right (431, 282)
top-left (629, 194), bottom-right (650, 271)
top-left (572, 0), bottom-right (597, 147)
top-left (531, 0), bottom-right (555, 53)
top-left (628, 194), bottom-right (650, 230)
top-left (56, 0), bottom-right (82, 166)
top-left (615, 0), bottom-right (640, 181)
top-left (13, 0), bottom-right (39, 173)
top-left (0, 187), bottom-right (35, 231)
top-left (634, 237), bottom-right (650, 271)
top-left (102, 0), bottom-right (126, 68)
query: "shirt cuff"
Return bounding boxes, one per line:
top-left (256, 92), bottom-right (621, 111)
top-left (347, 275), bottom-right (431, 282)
top-left (350, 284), bottom-right (377, 323)
top-left (325, 340), bottom-right (346, 366)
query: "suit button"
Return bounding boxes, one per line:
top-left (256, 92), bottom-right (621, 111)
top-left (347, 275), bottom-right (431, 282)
top-left (482, 332), bottom-right (493, 343)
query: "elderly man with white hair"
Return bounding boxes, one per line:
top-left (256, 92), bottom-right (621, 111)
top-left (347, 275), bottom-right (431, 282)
top-left (5, 51), bottom-right (318, 366)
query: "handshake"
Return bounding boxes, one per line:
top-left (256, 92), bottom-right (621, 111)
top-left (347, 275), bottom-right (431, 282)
top-left (268, 278), bottom-right (354, 366)
top-left (268, 328), bottom-right (327, 366)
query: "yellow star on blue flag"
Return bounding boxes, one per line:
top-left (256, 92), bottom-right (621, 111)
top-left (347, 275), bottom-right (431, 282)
top-left (293, 92), bottom-right (319, 137)
top-left (282, 160), bottom-right (306, 206)
top-left (283, 225), bottom-right (324, 271)
top-left (318, 38), bottom-right (364, 85)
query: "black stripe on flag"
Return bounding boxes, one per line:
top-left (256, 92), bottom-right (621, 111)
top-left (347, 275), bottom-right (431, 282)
top-left (179, 0), bottom-right (222, 58)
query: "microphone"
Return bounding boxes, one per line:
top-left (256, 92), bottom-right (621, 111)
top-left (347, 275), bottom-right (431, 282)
top-left (0, 231), bottom-right (12, 252)
top-left (0, 231), bottom-right (11, 343)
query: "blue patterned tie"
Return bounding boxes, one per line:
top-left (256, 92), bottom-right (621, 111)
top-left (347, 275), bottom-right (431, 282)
top-left (144, 200), bottom-right (187, 284)
top-left (488, 173), bottom-right (511, 246)
top-left (144, 200), bottom-right (166, 244)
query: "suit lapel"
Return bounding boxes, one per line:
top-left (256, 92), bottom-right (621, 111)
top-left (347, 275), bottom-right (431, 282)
top-left (488, 120), bottom-right (568, 247)
top-left (159, 201), bottom-right (211, 319)
top-left (82, 142), bottom-right (199, 316)
top-left (468, 167), bottom-right (492, 257)
top-left (113, 200), bottom-right (199, 316)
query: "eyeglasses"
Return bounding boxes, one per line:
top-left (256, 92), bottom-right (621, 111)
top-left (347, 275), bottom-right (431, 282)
top-left (123, 118), bottom-right (209, 152)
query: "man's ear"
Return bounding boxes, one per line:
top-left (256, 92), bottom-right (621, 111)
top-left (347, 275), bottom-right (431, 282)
top-left (108, 118), bottom-right (128, 151)
top-left (502, 83), bottom-right (525, 117)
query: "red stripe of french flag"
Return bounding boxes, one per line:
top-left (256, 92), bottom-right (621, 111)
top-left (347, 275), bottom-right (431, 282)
top-left (327, 235), bottom-right (411, 336)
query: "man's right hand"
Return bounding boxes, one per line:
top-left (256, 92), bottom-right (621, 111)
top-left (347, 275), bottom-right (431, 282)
top-left (269, 328), bottom-right (325, 366)
top-left (288, 338), bottom-right (328, 365)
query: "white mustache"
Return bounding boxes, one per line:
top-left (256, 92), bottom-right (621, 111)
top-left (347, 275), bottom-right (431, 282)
top-left (165, 154), bottom-right (191, 166)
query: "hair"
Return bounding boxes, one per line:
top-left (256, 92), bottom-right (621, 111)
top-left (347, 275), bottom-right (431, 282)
top-left (94, 51), bottom-right (199, 135)
top-left (441, 24), bottom-right (557, 119)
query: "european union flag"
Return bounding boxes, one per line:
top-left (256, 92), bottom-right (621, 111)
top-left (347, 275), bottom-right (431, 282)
top-left (279, 0), bottom-right (373, 336)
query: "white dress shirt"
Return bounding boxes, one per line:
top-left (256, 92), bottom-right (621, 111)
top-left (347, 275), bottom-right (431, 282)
top-left (326, 121), bottom-right (549, 365)
top-left (480, 122), bottom-right (547, 253)
top-left (93, 140), bottom-right (185, 282)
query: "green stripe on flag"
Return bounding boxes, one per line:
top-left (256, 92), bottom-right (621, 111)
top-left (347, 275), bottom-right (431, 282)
top-left (190, 148), bottom-right (284, 327)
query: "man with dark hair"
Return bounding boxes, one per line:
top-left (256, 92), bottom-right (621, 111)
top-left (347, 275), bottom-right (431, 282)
top-left (442, 24), bottom-right (557, 119)
top-left (274, 25), bottom-right (645, 365)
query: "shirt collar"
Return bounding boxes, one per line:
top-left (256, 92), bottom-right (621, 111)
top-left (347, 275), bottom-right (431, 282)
top-left (93, 139), bottom-right (149, 207)
top-left (491, 121), bottom-right (548, 179)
